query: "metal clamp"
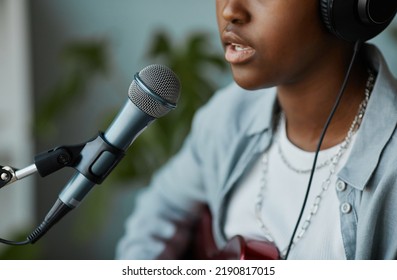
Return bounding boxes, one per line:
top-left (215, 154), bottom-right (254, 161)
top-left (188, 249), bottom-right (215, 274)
top-left (0, 166), bottom-right (17, 188)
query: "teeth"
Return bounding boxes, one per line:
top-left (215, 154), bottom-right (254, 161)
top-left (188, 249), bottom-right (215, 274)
top-left (232, 43), bottom-right (250, 51)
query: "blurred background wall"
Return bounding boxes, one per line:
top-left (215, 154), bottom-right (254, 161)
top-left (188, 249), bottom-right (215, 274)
top-left (0, 0), bottom-right (396, 259)
top-left (0, 0), bottom-right (34, 255)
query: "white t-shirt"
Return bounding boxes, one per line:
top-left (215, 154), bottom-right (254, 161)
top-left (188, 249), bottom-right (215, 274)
top-left (224, 116), bottom-right (357, 259)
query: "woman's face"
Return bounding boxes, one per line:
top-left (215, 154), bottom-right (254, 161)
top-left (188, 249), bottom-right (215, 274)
top-left (216, 0), bottom-right (340, 90)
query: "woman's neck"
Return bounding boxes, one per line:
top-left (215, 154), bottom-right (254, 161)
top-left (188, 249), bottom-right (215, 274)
top-left (276, 48), bottom-right (368, 152)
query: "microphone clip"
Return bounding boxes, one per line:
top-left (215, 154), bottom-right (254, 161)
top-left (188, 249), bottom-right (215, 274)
top-left (0, 132), bottom-right (125, 189)
top-left (35, 132), bottom-right (125, 184)
top-left (72, 132), bottom-right (125, 184)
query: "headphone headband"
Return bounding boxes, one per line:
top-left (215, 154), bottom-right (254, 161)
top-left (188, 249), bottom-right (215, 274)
top-left (321, 0), bottom-right (397, 42)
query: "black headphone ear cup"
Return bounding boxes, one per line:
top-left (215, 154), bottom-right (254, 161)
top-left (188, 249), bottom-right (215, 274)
top-left (320, 0), bottom-right (397, 42)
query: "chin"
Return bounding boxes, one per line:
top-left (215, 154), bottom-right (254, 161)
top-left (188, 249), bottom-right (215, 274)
top-left (232, 72), bottom-right (259, 90)
top-left (231, 67), bottom-right (275, 91)
top-left (234, 76), bottom-right (275, 91)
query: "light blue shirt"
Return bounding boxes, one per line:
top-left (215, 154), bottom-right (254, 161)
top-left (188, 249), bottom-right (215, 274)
top-left (116, 44), bottom-right (397, 260)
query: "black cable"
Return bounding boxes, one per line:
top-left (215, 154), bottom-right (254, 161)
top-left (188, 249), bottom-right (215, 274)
top-left (284, 40), bottom-right (362, 259)
top-left (0, 238), bottom-right (30, 246)
top-left (0, 199), bottom-right (72, 246)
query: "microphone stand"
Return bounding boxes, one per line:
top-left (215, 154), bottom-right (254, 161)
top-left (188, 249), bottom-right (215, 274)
top-left (1, 144), bottom-right (84, 189)
top-left (0, 132), bottom-right (125, 244)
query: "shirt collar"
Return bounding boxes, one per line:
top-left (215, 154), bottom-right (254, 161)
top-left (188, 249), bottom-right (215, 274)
top-left (338, 44), bottom-right (397, 190)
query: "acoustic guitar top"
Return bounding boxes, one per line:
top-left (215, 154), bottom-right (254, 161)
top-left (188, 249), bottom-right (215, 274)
top-left (190, 206), bottom-right (280, 260)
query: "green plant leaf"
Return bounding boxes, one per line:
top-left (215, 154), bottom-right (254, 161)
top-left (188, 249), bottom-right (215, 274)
top-left (35, 40), bottom-right (109, 137)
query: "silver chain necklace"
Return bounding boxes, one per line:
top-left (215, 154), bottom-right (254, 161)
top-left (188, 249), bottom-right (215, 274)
top-left (255, 70), bottom-right (375, 259)
top-left (277, 119), bottom-right (333, 174)
top-left (276, 128), bottom-right (336, 174)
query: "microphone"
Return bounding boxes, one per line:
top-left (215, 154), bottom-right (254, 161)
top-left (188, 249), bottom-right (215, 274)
top-left (28, 64), bottom-right (180, 243)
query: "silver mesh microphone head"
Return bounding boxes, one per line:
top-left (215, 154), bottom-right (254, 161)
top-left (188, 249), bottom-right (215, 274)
top-left (128, 64), bottom-right (181, 118)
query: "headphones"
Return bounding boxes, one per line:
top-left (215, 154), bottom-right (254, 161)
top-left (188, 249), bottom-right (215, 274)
top-left (321, 0), bottom-right (397, 42)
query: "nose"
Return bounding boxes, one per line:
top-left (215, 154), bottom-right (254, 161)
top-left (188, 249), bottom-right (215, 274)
top-left (220, 0), bottom-right (250, 25)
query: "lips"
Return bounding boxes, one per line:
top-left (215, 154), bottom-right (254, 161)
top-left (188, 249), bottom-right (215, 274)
top-left (222, 32), bottom-right (256, 64)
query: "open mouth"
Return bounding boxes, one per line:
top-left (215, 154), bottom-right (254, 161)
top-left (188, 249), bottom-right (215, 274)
top-left (225, 42), bottom-right (256, 64)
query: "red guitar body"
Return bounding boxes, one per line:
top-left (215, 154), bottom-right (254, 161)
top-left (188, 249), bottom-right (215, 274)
top-left (190, 207), bottom-right (280, 260)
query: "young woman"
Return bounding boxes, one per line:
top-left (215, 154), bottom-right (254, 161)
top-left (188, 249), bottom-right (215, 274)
top-left (116, 0), bottom-right (397, 259)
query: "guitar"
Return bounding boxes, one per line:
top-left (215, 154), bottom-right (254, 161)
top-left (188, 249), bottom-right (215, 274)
top-left (190, 206), bottom-right (280, 260)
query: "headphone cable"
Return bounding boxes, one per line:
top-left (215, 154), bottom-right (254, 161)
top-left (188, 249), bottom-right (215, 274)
top-left (284, 40), bottom-right (362, 259)
top-left (0, 238), bottom-right (30, 246)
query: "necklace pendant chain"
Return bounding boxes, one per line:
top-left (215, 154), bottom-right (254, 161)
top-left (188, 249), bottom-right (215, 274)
top-left (255, 69), bottom-right (375, 258)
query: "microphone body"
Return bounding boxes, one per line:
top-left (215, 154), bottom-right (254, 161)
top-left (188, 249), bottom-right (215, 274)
top-left (28, 64), bottom-right (180, 243)
top-left (60, 100), bottom-right (155, 208)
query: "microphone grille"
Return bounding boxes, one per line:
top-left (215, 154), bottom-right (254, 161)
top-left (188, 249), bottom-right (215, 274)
top-left (128, 64), bottom-right (181, 118)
